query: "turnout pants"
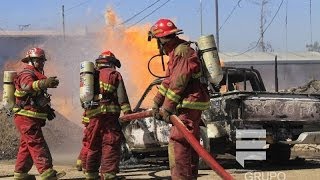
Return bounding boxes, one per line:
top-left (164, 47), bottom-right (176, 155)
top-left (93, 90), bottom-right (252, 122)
top-left (77, 125), bottom-right (89, 170)
top-left (168, 108), bottom-right (202, 180)
top-left (14, 115), bottom-right (53, 174)
top-left (83, 113), bottom-right (123, 174)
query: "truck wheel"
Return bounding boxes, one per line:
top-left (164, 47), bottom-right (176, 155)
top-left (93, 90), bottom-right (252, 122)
top-left (267, 144), bottom-right (291, 163)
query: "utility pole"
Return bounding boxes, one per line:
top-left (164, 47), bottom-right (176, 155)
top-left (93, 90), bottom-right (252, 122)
top-left (200, 0), bottom-right (203, 35)
top-left (215, 0), bottom-right (219, 51)
top-left (62, 5), bottom-right (65, 40)
top-left (309, 0), bottom-right (313, 45)
top-left (259, 0), bottom-right (268, 52)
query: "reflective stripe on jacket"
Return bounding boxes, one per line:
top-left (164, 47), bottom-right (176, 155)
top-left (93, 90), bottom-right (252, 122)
top-left (82, 116), bottom-right (90, 123)
top-left (84, 104), bottom-right (120, 119)
top-left (83, 67), bottom-right (132, 120)
top-left (157, 79), bottom-right (210, 111)
top-left (99, 81), bottom-right (116, 93)
top-left (14, 89), bottom-right (40, 97)
top-left (13, 108), bottom-right (47, 120)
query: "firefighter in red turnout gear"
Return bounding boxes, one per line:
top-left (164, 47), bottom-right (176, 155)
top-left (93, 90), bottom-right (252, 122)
top-left (82, 50), bottom-right (132, 179)
top-left (149, 19), bottom-right (210, 180)
top-left (13, 48), bottom-right (62, 180)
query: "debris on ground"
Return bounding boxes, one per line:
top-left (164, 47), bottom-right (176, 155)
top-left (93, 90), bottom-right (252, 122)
top-left (284, 80), bottom-right (320, 94)
top-left (0, 112), bottom-right (82, 160)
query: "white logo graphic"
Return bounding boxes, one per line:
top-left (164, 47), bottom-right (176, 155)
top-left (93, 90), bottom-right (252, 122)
top-left (236, 129), bottom-right (266, 167)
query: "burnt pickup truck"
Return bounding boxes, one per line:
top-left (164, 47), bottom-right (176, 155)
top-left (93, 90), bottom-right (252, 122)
top-left (122, 66), bottom-right (320, 165)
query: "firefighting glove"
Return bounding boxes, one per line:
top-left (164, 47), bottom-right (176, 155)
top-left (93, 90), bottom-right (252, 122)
top-left (174, 43), bottom-right (189, 57)
top-left (161, 108), bottom-right (172, 124)
top-left (46, 106), bottom-right (56, 121)
top-left (152, 102), bottom-right (162, 120)
top-left (39, 76), bottom-right (59, 90)
top-left (124, 110), bottom-right (132, 115)
top-left (120, 110), bottom-right (132, 127)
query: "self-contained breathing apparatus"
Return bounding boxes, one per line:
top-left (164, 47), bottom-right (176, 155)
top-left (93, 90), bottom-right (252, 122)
top-left (197, 34), bottom-right (223, 86)
top-left (1, 71), bottom-right (17, 116)
top-left (80, 51), bottom-right (122, 110)
top-left (1, 69), bottom-right (56, 120)
top-left (80, 61), bottom-right (109, 110)
top-left (147, 32), bottom-right (223, 91)
top-left (80, 61), bottom-right (97, 109)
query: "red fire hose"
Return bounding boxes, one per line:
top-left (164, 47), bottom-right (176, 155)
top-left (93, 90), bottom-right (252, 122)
top-left (120, 110), bottom-right (234, 180)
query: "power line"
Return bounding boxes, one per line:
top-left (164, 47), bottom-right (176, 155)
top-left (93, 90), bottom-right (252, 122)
top-left (119, 0), bottom-right (161, 25)
top-left (219, 0), bottom-right (243, 31)
top-left (127, 0), bottom-right (171, 29)
top-left (285, 0), bottom-right (288, 54)
top-left (90, 0), bottom-right (161, 27)
top-left (197, 0), bottom-right (210, 35)
top-left (230, 0), bottom-right (284, 56)
top-left (197, 0), bottom-right (209, 13)
top-left (65, 0), bottom-right (92, 13)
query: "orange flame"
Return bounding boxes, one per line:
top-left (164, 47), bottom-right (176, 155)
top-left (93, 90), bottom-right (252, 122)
top-left (0, 8), bottom-right (172, 122)
top-left (98, 8), bottom-right (168, 106)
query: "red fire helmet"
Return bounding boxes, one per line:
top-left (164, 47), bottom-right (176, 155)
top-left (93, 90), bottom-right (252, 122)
top-left (150, 19), bottom-right (182, 38)
top-left (96, 50), bottom-right (121, 68)
top-left (21, 47), bottom-right (46, 63)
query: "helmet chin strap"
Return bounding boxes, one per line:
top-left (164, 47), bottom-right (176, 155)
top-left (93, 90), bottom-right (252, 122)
top-left (157, 39), bottom-right (166, 71)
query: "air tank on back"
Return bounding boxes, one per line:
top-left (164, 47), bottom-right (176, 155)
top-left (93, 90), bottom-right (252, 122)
top-left (197, 34), bottom-right (223, 85)
top-left (80, 61), bottom-right (95, 104)
top-left (2, 71), bottom-right (17, 110)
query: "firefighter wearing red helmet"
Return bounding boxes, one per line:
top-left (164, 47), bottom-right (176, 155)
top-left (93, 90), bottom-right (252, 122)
top-left (150, 19), bottom-right (210, 179)
top-left (82, 50), bottom-right (132, 179)
top-left (13, 47), bottom-right (64, 180)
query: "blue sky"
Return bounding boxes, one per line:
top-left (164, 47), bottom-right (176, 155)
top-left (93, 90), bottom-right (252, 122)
top-left (0, 0), bottom-right (319, 52)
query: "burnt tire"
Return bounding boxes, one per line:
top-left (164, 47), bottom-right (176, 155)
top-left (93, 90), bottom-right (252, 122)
top-left (267, 144), bottom-right (291, 163)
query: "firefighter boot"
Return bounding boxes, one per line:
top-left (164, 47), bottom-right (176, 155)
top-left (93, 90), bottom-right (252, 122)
top-left (76, 159), bottom-right (83, 171)
top-left (101, 172), bottom-right (122, 180)
top-left (40, 168), bottom-right (66, 180)
top-left (85, 172), bottom-right (100, 180)
top-left (13, 172), bottom-right (36, 180)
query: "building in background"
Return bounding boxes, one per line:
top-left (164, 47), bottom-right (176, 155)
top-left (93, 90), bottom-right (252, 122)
top-left (220, 52), bottom-right (320, 90)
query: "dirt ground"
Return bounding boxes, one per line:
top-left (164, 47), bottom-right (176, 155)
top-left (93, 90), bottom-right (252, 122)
top-left (1, 151), bottom-right (320, 180)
